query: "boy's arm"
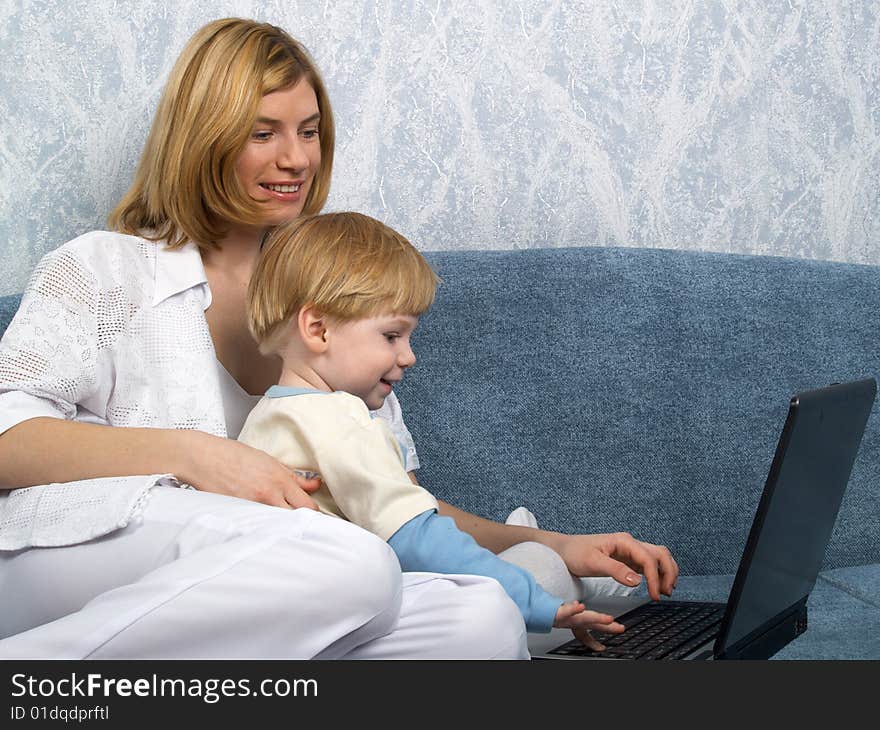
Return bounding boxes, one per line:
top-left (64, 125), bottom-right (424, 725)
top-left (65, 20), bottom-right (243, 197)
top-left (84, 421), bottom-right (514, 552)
top-left (388, 510), bottom-right (561, 633)
top-left (389, 511), bottom-right (625, 638)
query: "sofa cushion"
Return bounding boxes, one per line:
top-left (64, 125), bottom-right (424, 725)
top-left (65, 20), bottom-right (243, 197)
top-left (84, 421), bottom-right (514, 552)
top-left (643, 563), bottom-right (880, 659)
top-left (0, 294), bottom-right (20, 335)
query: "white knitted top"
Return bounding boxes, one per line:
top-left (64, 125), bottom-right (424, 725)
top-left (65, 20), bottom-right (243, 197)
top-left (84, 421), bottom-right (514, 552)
top-left (0, 231), bottom-right (418, 549)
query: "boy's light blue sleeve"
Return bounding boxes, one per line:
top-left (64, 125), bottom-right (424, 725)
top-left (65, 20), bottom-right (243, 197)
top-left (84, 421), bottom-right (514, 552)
top-left (388, 510), bottom-right (561, 633)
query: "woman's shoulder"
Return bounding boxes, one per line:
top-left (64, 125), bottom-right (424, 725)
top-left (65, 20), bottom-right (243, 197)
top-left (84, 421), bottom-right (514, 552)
top-left (22, 231), bottom-right (168, 308)
top-left (35, 230), bottom-right (159, 286)
top-left (53, 230), bottom-right (158, 264)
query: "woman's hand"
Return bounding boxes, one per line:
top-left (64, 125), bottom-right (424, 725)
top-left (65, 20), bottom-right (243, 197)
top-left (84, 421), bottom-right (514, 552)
top-left (554, 601), bottom-right (624, 651)
top-left (179, 431), bottom-right (321, 509)
top-left (434, 498), bottom-right (677, 601)
top-left (552, 532), bottom-right (679, 601)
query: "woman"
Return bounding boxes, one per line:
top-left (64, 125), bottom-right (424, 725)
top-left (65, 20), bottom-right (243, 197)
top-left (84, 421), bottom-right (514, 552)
top-left (0, 18), bottom-right (675, 658)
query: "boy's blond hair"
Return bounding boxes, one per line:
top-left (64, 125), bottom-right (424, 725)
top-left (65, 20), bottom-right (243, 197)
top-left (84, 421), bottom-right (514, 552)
top-left (109, 18), bottom-right (335, 251)
top-left (248, 212), bottom-right (440, 354)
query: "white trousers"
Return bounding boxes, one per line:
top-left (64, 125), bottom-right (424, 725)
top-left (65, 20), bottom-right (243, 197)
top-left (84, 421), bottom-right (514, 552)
top-left (0, 487), bottom-right (528, 659)
top-left (499, 507), bottom-right (637, 603)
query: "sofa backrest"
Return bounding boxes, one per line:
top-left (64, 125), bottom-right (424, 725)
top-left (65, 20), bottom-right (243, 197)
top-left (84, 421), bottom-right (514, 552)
top-left (0, 294), bottom-right (20, 337)
top-left (396, 247), bottom-right (880, 575)
top-left (2, 248), bottom-right (878, 575)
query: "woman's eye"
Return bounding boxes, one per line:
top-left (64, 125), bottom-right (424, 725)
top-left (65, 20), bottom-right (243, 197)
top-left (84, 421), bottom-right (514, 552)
top-left (301, 128), bottom-right (319, 140)
top-left (252, 130), bottom-right (273, 141)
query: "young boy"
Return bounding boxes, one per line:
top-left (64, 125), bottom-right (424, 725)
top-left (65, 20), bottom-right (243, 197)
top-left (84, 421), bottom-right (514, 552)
top-left (239, 211), bottom-right (617, 636)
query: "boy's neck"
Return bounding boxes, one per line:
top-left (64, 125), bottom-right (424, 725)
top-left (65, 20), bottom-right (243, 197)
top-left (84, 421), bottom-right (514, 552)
top-left (277, 365), bottom-right (332, 394)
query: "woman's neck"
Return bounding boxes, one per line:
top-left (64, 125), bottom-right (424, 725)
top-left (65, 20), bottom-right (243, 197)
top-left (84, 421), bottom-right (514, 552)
top-left (200, 223), bottom-right (281, 395)
top-left (202, 224), bottom-right (267, 278)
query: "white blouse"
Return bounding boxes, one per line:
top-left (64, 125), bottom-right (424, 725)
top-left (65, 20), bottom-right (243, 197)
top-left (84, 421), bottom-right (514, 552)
top-left (0, 231), bottom-right (419, 550)
top-left (216, 359), bottom-right (262, 439)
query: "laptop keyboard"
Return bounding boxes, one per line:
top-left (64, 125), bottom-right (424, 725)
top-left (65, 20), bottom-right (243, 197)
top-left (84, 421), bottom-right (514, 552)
top-left (547, 601), bottom-right (726, 660)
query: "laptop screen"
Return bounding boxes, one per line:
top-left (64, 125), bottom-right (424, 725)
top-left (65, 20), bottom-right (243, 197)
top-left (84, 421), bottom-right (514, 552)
top-left (718, 379), bottom-right (875, 655)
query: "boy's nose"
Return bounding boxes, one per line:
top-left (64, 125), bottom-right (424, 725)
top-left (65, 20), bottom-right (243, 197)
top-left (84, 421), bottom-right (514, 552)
top-left (399, 345), bottom-right (416, 368)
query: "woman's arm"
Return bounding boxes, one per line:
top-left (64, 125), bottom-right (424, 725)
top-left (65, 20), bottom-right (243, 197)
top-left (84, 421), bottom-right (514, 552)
top-left (0, 418), bottom-right (194, 488)
top-left (435, 498), bottom-right (553, 553)
top-left (0, 241), bottom-right (318, 509)
top-left (436, 497), bottom-right (677, 600)
top-left (0, 417), bottom-right (319, 509)
top-left (409, 474), bottom-right (678, 601)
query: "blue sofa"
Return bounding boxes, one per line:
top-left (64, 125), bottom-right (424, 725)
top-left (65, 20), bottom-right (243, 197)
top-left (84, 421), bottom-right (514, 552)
top-left (1, 245), bottom-right (878, 659)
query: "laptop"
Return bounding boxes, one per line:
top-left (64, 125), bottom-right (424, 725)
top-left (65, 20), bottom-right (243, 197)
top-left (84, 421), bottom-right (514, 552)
top-left (529, 377), bottom-right (877, 660)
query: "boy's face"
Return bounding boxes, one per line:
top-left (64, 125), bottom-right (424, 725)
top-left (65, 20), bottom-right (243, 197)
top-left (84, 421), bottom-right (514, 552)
top-left (322, 314), bottom-right (419, 410)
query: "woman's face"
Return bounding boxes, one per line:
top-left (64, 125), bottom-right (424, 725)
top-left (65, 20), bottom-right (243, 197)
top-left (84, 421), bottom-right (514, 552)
top-left (236, 79), bottom-right (322, 227)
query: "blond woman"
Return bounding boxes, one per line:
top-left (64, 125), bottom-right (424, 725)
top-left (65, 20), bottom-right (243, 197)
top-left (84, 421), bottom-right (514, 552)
top-left (0, 18), bottom-right (676, 659)
top-left (0, 18), bottom-right (527, 659)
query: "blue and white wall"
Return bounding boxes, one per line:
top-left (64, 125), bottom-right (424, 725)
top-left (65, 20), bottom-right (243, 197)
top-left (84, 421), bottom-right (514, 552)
top-left (1, 0), bottom-right (878, 295)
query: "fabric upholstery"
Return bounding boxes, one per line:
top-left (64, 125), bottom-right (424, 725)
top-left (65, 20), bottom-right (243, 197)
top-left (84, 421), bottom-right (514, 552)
top-left (659, 565), bottom-right (880, 660)
top-left (397, 246), bottom-right (880, 575)
top-left (0, 295), bottom-right (20, 335)
top-left (4, 246), bottom-right (878, 659)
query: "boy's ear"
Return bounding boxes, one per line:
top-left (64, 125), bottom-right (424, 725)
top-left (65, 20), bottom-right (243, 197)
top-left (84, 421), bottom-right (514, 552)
top-left (298, 305), bottom-right (329, 353)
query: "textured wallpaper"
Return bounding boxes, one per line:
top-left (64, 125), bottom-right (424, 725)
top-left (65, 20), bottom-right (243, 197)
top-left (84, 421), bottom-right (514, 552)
top-left (1, 0), bottom-right (878, 295)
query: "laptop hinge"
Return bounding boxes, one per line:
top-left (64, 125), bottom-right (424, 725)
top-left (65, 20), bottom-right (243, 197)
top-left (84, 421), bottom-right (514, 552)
top-left (716, 600), bottom-right (808, 660)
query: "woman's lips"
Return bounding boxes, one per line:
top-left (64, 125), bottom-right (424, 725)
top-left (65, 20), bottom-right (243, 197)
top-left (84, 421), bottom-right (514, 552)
top-left (259, 182), bottom-right (305, 201)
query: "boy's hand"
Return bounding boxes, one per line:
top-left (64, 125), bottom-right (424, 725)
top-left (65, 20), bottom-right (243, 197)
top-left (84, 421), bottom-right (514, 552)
top-left (553, 601), bottom-right (625, 651)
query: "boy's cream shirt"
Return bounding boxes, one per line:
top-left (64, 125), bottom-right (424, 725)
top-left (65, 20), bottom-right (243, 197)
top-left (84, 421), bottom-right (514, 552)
top-left (238, 390), bottom-right (438, 541)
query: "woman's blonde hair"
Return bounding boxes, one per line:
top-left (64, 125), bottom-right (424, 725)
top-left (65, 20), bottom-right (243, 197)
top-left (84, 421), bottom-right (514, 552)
top-left (109, 18), bottom-right (335, 250)
top-left (248, 212), bottom-right (440, 355)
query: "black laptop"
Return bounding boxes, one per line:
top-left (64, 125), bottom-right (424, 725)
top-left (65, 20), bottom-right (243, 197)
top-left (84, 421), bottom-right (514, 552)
top-left (529, 378), bottom-right (877, 660)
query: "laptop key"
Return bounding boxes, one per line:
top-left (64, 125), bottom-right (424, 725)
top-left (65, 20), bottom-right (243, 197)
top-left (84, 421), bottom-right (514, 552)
top-left (593, 649), bottom-right (642, 659)
top-left (640, 646), bottom-right (676, 660)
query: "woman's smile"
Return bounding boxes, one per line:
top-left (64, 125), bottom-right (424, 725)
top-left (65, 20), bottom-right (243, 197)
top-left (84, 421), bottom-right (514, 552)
top-left (236, 80), bottom-right (321, 225)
